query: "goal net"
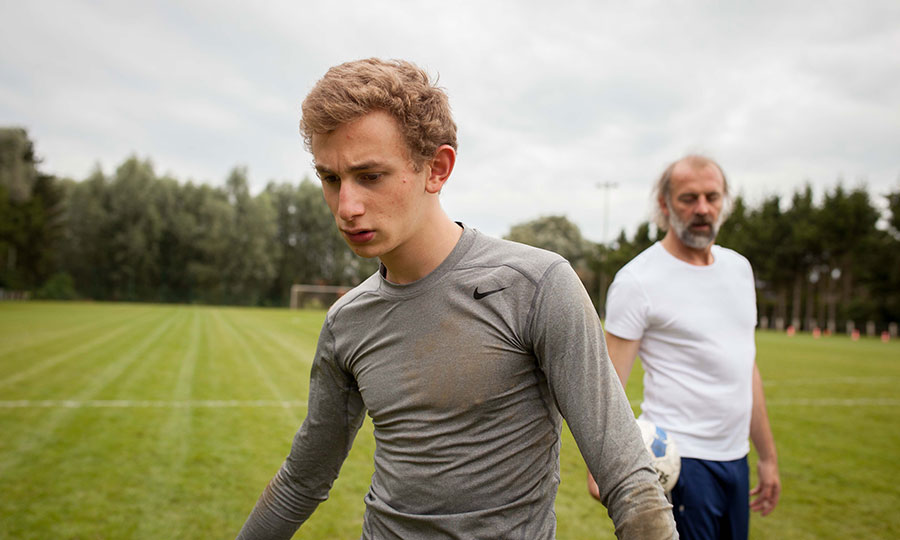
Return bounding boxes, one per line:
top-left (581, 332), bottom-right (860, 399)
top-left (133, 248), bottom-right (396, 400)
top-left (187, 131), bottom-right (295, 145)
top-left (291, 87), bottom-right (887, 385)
top-left (289, 284), bottom-right (351, 309)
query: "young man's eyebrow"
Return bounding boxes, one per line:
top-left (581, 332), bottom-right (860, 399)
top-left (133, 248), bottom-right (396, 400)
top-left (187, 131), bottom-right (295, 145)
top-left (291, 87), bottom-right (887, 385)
top-left (315, 161), bottom-right (385, 175)
top-left (348, 161), bottom-right (384, 172)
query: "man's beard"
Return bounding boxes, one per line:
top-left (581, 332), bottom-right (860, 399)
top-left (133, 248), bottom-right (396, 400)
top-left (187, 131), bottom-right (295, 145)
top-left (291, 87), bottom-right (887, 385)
top-left (667, 201), bottom-right (721, 249)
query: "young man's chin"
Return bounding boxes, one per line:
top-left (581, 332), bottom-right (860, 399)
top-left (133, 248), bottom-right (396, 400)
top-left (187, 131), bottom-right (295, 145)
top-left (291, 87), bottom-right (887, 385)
top-left (346, 243), bottom-right (383, 259)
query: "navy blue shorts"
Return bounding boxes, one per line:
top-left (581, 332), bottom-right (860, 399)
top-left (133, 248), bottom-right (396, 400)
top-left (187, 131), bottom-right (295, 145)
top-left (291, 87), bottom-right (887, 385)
top-left (670, 456), bottom-right (750, 540)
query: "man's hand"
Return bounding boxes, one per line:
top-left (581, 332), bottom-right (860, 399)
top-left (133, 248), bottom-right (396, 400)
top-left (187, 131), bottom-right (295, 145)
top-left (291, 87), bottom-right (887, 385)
top-left (749, 458), bottom-right (781, 516)
top-left (749, 362), bottom-right (780, 516)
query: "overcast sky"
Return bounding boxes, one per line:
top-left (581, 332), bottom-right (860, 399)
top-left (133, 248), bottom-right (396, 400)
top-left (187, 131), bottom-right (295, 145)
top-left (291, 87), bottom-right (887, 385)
top-left (2, 0), bottom-right (899, 242)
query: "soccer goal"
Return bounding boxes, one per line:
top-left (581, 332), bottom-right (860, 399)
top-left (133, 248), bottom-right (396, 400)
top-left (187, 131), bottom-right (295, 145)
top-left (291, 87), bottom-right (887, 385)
top-left (289, 284), bottom-right (350, 309)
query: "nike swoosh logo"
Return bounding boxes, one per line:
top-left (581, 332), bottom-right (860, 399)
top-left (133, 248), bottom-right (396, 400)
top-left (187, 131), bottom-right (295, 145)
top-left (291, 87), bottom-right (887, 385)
top-left (473, 286), bottom-right (508, 300)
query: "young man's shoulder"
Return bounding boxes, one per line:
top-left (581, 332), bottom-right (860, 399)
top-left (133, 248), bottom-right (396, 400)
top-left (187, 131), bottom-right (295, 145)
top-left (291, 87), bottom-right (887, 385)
top-left (467, 229), bottom-right (569, 279)
top-left (323, 227), bottom-right (574, 321)
top-left (325, 272), bottom-right (381, 319)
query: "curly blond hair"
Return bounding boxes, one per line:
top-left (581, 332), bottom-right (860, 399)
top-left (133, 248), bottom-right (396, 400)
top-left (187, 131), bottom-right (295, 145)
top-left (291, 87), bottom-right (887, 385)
top-left (300, 58), bottom-right (458, 169)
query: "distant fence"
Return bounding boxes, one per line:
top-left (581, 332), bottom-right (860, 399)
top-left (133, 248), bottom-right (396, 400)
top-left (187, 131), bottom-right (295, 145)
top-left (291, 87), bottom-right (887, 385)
top-left (759, 315), bottom-right (899, 340)
top-left (0, 289), bottom-right (30, 301)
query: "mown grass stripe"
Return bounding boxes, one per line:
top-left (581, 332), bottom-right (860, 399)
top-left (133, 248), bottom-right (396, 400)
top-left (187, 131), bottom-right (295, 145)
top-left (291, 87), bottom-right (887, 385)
top-left (95, 307), bottom-right (191, 400)
top-left (218, 309), bottom-right (315, 401)
top-left (134, 309), bottom-right (221, 538)
top-left (0, 400), bottom-right (309, 408)
top-left (0, 306), bottom-right (164, 389)
top-left (0, 310), bottom-right (181, 473)
top-left (0, 302), bottom-right (151, 359)
top-left (171, 308), bottom-right (201, 400)
top-left (212, 310), bottom-right (304, 426)
top-left (2, 303), bottom-right (899, 539)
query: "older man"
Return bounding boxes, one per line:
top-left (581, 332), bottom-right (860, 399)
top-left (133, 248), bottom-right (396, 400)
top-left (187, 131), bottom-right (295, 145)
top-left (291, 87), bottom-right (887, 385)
top-left (588, 155), bottom-right (781, 540)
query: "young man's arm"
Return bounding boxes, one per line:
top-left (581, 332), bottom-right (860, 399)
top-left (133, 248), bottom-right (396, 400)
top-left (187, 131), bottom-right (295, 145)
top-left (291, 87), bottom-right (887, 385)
top-left (587, 332), bottom-right (642, 500)
top-left (236, 322), bottom-right (366, 540)
top-left (533, 262), bottom-right (676, 539)
top-left (749, 362), bottom-right (781, 516)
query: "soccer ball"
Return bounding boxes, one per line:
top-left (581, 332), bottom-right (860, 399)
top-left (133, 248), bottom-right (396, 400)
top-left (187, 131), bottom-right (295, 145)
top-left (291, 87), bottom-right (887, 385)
top-left (636, 418), bottom-right (681, 493)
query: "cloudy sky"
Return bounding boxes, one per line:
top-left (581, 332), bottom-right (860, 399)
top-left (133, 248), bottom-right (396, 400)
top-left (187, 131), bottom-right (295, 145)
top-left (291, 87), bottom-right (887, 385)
top-left (2, 0), bottom-right (899, 242)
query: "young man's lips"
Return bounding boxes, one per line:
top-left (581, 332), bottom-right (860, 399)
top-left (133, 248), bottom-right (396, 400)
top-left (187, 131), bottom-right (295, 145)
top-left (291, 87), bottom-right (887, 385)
top-left (343, 229), bottom-right (375, 243)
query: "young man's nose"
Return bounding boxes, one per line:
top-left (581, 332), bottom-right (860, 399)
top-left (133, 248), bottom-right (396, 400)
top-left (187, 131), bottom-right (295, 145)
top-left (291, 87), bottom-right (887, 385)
top-left (338, 183), bottom-right (365, 221)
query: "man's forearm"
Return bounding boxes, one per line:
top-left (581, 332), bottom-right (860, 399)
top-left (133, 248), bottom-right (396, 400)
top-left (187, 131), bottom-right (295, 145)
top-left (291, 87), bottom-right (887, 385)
top-left (749, 363), bottom-right (777, 462)
top-left (236, 466), bottom-right (321, 540)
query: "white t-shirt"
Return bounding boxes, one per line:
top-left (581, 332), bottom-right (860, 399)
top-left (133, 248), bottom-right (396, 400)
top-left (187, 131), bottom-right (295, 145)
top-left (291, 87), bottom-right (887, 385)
top-left (605, 242), bottom-right (757, 461)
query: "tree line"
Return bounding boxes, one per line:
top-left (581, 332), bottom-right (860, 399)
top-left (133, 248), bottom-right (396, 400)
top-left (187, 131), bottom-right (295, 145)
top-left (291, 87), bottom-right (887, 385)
top-left (2, 127), bottom-right (899, 331)
top-left (0, 128), bottom-right (376, 306)
top-left (506, 185), bottom-right (900, 333)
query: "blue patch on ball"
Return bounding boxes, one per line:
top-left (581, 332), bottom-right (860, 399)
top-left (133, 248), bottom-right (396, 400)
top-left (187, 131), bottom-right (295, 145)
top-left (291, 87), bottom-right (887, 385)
top-left (650, 426), bottom-right (668, 458)
top-left (636, 418), bottom-right (682, 493)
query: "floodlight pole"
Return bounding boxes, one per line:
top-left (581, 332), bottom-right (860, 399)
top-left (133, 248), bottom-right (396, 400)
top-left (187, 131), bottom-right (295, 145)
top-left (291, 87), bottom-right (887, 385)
top-left (596, 181), bottom-right (619, 245)
top-left (595, 181), bottom-right (618, 318)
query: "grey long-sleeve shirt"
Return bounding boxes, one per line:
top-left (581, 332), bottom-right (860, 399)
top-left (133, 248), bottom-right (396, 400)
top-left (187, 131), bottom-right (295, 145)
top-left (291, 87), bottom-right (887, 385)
top-left (237, 225), bottom-right (676, 539)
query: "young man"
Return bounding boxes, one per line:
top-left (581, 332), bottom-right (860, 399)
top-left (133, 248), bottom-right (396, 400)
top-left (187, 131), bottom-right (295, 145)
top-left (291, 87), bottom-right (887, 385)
top-left (236, 58), bottom-right (677, 539)
top-left (587, 155), bottom-right (781, 539)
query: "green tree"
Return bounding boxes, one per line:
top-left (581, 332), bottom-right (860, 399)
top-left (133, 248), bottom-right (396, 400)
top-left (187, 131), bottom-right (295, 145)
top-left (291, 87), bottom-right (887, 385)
top-left (505, 215), bottom-right (593, 265)
top-left (591, 221), bottom-right (658, 315)
top-left (182, 182), bottom-right (235, 303)
top-left (779, 186), bottom-right (822, 330)
top-left (882, 187), bottom-right (900, 323)
top-left (717, 196), bottom-right (751, 256)
top-left (0, 128), bottom-right (63, 291)
top-left (505, 215), bottom-right (604, 309)
top-left (604, 221), bottom-right (658, 276)
top-left (887, 187), bottom-right (900, 237)
top-left (265, 179), bottom-right (373, 305)
top-left (216, 167), bottom-right (279, 305)
top-left (0, 127), bottom-right (38, 204)
top-left (104, 157), bottom-right (165, 301)
top-left (59, 170), bottom-right (112, 299)
top-left (817, 184), bottom-right (881, 329)
top-left (154, 176), bottom-right (202, 302)
top-left (745, 195), bottom-right (793, 329)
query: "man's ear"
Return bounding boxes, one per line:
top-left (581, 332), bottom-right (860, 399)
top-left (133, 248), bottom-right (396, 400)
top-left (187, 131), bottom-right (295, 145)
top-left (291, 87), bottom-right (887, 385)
top-left (424, 145), bottom-right (456, 194)
top-left (658, 195), bottom-right (670, 217)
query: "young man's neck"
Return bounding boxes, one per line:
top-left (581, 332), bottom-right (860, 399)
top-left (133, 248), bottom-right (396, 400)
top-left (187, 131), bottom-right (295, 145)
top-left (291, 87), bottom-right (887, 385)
top-left (381, 214), bottom-right (463, 284)
top-left (660, 231), bottom-right (715, 266)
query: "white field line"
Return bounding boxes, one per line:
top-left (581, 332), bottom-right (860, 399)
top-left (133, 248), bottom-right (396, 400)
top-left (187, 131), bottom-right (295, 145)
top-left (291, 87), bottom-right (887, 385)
top-left (628, 398), bottom-right (900, 407)
top-left (764, 377), bottom-right (900, 386)
top-left (214, 311), bottom-right (304, 424)
top-left (0, 399), bottom-right (308, 408)
top-left (766, 398), bottom-right (900, 406)
top-left (5, 398), bottom-right (894, 408)
top-left (0, 315), bottom-right (184, 473)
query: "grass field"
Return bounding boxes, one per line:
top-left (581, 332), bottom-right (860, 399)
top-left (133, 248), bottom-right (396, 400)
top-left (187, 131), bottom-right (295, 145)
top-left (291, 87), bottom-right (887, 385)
top-left (1, 301), bottom-right (898, 539)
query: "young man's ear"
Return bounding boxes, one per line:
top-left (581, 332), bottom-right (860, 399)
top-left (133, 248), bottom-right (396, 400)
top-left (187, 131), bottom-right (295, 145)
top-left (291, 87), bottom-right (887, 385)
top-left (424, 145), bottom-right (456, 194)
